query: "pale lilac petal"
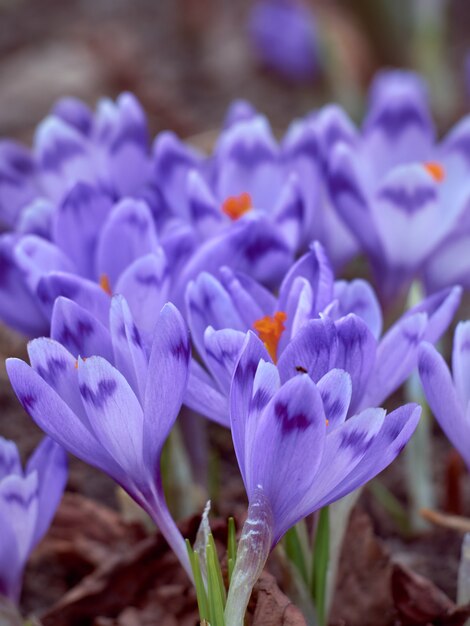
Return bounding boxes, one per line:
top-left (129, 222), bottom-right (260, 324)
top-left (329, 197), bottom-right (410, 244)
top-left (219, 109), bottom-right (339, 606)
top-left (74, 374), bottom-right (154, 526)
top-left (6, 358), bottom-right (125, 484)
top-left (333, 279), bottom-right (382, 339)
top-left (26, 437), bottom-right (67, 546)
top-left (452, 321), bottom-right (470, 408)
top-left (248, 374), bottom-right (326, 543)
top-left (203, 327), bottom-right (246, 393)
top-left (0, 438), bottom-right (21, 480)
top-left (51, 297), bottom-right (113, 361)
top-left (419, 343), bottom-right (470, 467)
top-left (143, 304), bottom-right (190, 474)
top-left (114, 251), bottom-right (170, 349)
top-left (277, 318), bottom-right (338, 384)
top-left (317, 369), bottom-right (352, 427)
top-left (37, 271), bottom-right (111, 326)
top-left (78, 356), bottom-right (145, 478)
top-left (96, 198), bottom-right (159, 288)
top-left (0, 472), bottom-right (38, 563)
top-left (53, 182), bottom-right (112, 278)
top-left (219, 266), bottom-right (275, 322)
top-left (184, 360), bottom-right (229, 427)
top-left (14, 235), bottom-right (76, 292)
top-left (109, 294), bottom-right (148, 400)
top-left (271, 173), bottom-right (304, 250)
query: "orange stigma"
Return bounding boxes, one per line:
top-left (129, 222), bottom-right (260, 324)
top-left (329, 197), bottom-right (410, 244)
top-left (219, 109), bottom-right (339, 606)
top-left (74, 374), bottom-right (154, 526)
top-left (222, 192), bottom-right (253, 221)
top-left (253, 311), bottom-right (287, 363)
top-left (423, 161), bottom-right (445, 183)
top-left (99, 273), bottom-right (112, 296)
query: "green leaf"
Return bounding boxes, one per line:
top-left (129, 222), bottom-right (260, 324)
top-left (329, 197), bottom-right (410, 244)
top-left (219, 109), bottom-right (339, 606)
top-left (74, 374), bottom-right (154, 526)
top-left (311, 506), bottom-right (330, 626)
top-left (206, 540), bottom-right (226, 626)
top-left (284, 525), bottom-right (309, 585)
top-left (186, 539), bottom-right (209, 621)
top-left (227, 517), bottom-right (236, 583)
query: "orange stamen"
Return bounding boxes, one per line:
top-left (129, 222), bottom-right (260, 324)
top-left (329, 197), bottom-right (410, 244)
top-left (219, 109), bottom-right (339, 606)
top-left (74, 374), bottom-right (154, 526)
top-left (74, 357), bottom-right (87, 369)
top-left (99, 273), bottom-right (112, 296)
top-left (253, 311), bottom-right (287, 363)
top-left (222, 192), bottom-right (253, 221)
top-left (424, 161), bottom-right (445, 183)
top-left (326, 419), bottom-right (329, 427)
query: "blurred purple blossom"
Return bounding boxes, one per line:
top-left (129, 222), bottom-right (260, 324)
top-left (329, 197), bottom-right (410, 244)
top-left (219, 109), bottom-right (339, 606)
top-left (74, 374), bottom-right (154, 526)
top-left (419, 322), bottom-right (470, 470)
top-left (0, 437), bottom-right (67, 603)
top-left (248, 0), bottom-right (319, 81)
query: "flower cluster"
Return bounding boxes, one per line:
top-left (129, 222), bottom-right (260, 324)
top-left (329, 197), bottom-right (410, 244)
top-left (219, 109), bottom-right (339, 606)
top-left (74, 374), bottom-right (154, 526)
top-left (1, 68), bottom-right (469, 624)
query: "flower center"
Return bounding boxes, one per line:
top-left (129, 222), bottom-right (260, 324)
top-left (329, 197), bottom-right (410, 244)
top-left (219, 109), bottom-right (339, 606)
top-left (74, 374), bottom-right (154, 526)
top-left (423, 161), bottom-right (445, 183)
top-left (99, 273), bottom-right (112, 295)
top-left (222, 192), bottom-right (253, 220)
top-left (253, 311), bottom-right (287, 363)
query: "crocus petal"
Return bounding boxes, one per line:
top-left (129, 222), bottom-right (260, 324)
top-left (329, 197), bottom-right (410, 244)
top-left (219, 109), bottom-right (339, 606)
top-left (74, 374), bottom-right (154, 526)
top-left (231, 332), bottom-right (272, 480)
top-left (317, 404), bottom-right (421, 508)
top-left (0, 473), bottom-right (38, 563)
top-left (186, 272), bottom-right (245, 358)
top-left (419, 343), bottom-right (470, 467)
top-left (203, 327), bottom-right (246, 394)
top-left (333, 279), bottom-right (382, 339)
top-left (334, 314), bottom-right (376, 414)
top-left (78, 356), bottom-right (145, 478)
top-left (0, 506), bottom-right (22, 601)
top-left (143, 303), bottom-right (190, 475)
top-left (0, 235), bottom-right (48, 336)
top-left (247, 374), bottom-right (326, 543)
top-left (184, 360), bottom-right (230, 427)
top-left (404, 285), bottom-right (462, 346)
top-left (301, 407), bottom-right (386, 511)
top-left (186, 170), bottom-right (223, 237)
top-left (17, 198), bottom-right (54, 239)
top-left (362, 313), bottom-right (428, 408)
top-left (109, 294), bottom-right (148, 400)
top-left (14, 235), bottom-right (76, 292)
top-left (114, 251), bottom-right (170, 349)
top-left (37, 271), bottom-right (111, 326)
top-left (27, 337), bottom-right (88, 421)
top-left (51, 297), bottom-right (113, 361)
top-left (219, 266), bottom-right (276, 322)
top-left (0, 438), bottom-right (21, 480)
top-left (52, 97), bottom-right (92, 135)
top-left (278, 242), bottom-right (334, 316)
top-left (317, 368), bottom-right (352, 427)
top-left (277, 318), bottom-right (338, 384)
top-left (271, 173), bottom-right (304, 250)
top-left (6, 358), bottom-right (126, 484)
top-left (25, 437), bottom-right (67, 547)
top-left (53, 182), bottom-right (112, 278)
top-left (452, 321), bottom-right (470, 409)
top-left (96, 198), bottom-right (159, 288)
top-left (0, 140), bottom-right (36, 229)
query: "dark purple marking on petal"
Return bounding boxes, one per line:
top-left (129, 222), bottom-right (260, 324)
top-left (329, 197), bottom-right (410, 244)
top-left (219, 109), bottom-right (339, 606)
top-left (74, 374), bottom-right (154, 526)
top-left (370, 106), bottom-right (429, 138)
top-left (171, 337), bottom-right (191, 362)
top-left (274, 400), bottom-right (311, 434)
top-left (250, 385), bottom-right (272, 413)
top-left (56, 319), bottom-right (94, 354)
top-left (285, 129), bottom-right (319, 161)
top-left (320, 389), bottom-right (343, 421)
top-left (18, 391), bottom-right (37, 413)
top-left (234, 357), bottom-right (258, 388)
top-left (36, 356), bottom-right (68, 386)
top-left (328, 169), bottom-right (367, 207)
top-left (111, 123), bottom-right (148, 154)
top-left (0, 245), bottom-right (14, 288)
top-left (277, 191), bottom-right (304, 222)
top-left (243, 235), bottom-right (288, 264)
top-left (191, 196), bottom-right (220, 220)
top-left (340, 427), bottom-right (372, 455)
top-left (80, 378), bottom-right (117, 408)
top-left (2, 486), bottom-right (38, 508)
top-left (135, 266), bottom-right (168, 287)
top-left (378, 186), bottom-right (436, 214)
top-left (226, 139), bottom-right (275, 168)
top-left (41, 139), bottom-right (85, 171)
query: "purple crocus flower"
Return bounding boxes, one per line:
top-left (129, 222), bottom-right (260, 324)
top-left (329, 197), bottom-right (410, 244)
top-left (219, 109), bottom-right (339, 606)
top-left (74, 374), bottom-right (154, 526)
top-left (0, 437), bottom-right (67, 602)
top-left (248, 0), bottom-right (318, 81)
top-left (153, 107), bottom-right (321, 259)
top-left (418, 322), bottom-right (470, 469)
top-left (327, 70), bottom-right (470, 303)
top-left (6, 301), bottom-right (193, 577)
top-left (223, 331), bottom-right (421, 624)
top-left (184, 242), bottom-right (461, 426)
top-left (0, 93), bottom-right (151, 232)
